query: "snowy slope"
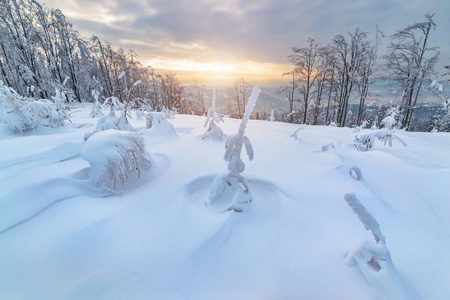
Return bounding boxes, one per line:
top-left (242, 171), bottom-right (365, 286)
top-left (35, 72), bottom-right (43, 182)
top-left (1, 103), bottom-right (449, 300)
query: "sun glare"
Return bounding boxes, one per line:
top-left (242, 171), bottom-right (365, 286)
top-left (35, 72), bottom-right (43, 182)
top-left (144, 58), bottom-right (291, 85)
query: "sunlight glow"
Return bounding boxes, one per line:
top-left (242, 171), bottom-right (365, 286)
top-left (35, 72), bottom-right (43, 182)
top-left (144, 58), bottom-right (292, 86)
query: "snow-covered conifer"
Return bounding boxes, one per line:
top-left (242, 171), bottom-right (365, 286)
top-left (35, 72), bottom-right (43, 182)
top-left (202, 89), bottom-right (224, 140)
top-left (207, 86), bottom-right (261, 212)
top-left (81, 130), bottom-right (152, 191)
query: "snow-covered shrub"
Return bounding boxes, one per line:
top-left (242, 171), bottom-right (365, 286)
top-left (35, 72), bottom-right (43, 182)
top-left (145, 112), bottom-right (176, 134)
top-left (207, 86), bottom-right (261, 212)
top-left (354, 130), bottom-right (407, 151)
top-left (344, 193), bottom-right (406, 299)
top-left (89, 89), bottom-right (103, 118)
top-left (161, 107), bottom-right (176, 119)
top-left (353, 121), bottom-right (368, 133)
top-left (269, 109), bottom-right (275, 122)
top-left (202, 89), bottom-right (224, 140)
top-left (381, 108), bottom-right (399, 130)
top-left (49, 88), bottom-right (70, 127)
top-left (0, 81), bottom-right (36, 133)
top-left (0, 81), bottom-right (70, 132)
top-left (81, 129), bottom-right (152, 191)
top-left (84, 97), bottom-right (134, 140)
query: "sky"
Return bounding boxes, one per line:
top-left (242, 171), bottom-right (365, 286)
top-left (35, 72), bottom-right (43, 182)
top-left (43, 0), bottom-right (450, 86)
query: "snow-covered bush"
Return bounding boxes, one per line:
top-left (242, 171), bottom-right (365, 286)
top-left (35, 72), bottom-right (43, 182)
top-left (49, 88), bottom-right (70, 127)
top-left (354, 130), bottom-right (407, 151)
top-left (353, 121), bottom-right (368, 133)
top-left (202, 89), bottom-right (224, 140)
top-left (84, 97), bottom-right (134, 140)
top-left (381, 108), bottom-right (399, 130)
top-left (0, 81), bottom-right (36, 133)
top-left (207, 86), bottom-right (261, 212)
top-left (344, 193), bottom-right (406, 299)
top-left (0, 81), bottom-right (69, 133)
top-left (145, 112), bottom-right (176, 134)
top-left (81, 129), bottom-right (152, 191)
top-left (161, 107), bottom-right (176, 119)
top-left (89, 89), bottom-right (103, 118)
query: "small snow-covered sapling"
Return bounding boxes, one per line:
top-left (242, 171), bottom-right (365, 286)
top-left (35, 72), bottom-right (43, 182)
top-left (202, 89), bottom-right (224, 140)
top-left (207, 86), bottom-right (261, 212)
top-left (344, 193), bottom-right (407, 299)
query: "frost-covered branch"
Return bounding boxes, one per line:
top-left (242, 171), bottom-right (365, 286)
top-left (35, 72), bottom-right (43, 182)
top-left (344, 193), bottom-right (385, 243)
top-left (354, 130), bottom-right (407, 151)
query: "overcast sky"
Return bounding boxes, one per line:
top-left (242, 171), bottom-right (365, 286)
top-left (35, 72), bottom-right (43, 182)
top-left (44, 0), bottom-right (450, 86)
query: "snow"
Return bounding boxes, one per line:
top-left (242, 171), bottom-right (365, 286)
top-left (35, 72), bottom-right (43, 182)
top-left (1, 103), bottom-right (450, 299)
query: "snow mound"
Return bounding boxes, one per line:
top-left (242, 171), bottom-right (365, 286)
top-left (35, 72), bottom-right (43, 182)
top-left (81, 130), bottom-right (152, 191)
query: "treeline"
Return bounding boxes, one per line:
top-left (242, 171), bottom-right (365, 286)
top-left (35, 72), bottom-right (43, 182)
top-left (283, 14), bottom-right (448, 131)
top-left (0, 0), bottom-right (204, 113)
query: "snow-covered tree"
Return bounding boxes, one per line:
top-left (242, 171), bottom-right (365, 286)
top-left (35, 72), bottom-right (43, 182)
top-left (81, 130), bottom-right (152, 191)
top-left (207, 86), bottom-right (261, 212)
top-left (202, 89), bottom-right (224, 140)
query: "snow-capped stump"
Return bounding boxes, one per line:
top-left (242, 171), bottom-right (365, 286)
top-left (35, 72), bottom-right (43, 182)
top-left (354, 130), bottom-right (407, 151)
top-left (207, 86), bottom-right (261, 213)
top-left (81, 129), bottom-right (152, 191)
top-left (202, 89), bottom-right (224, 141)
top-left (344, 193), bottom-right (407, 299)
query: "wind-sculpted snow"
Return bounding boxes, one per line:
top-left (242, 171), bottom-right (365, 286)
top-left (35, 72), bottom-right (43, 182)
top-left (0, 104), bottom-right (449, 299)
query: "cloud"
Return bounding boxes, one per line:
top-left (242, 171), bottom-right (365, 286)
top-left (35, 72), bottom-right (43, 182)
top-left (43, 0), bottom-right (450, 79)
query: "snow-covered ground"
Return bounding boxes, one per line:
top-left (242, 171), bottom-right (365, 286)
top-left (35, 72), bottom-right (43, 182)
top-left (1, 103), bottom-right (449, 300)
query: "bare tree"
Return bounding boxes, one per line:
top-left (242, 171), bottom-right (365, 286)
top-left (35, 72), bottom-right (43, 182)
top-left (331, 29), bottom-right (369, 127)
top-left (385, 14), bottom-right (439, 130)
top-left (289, 38), bottom-right (321, 124)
